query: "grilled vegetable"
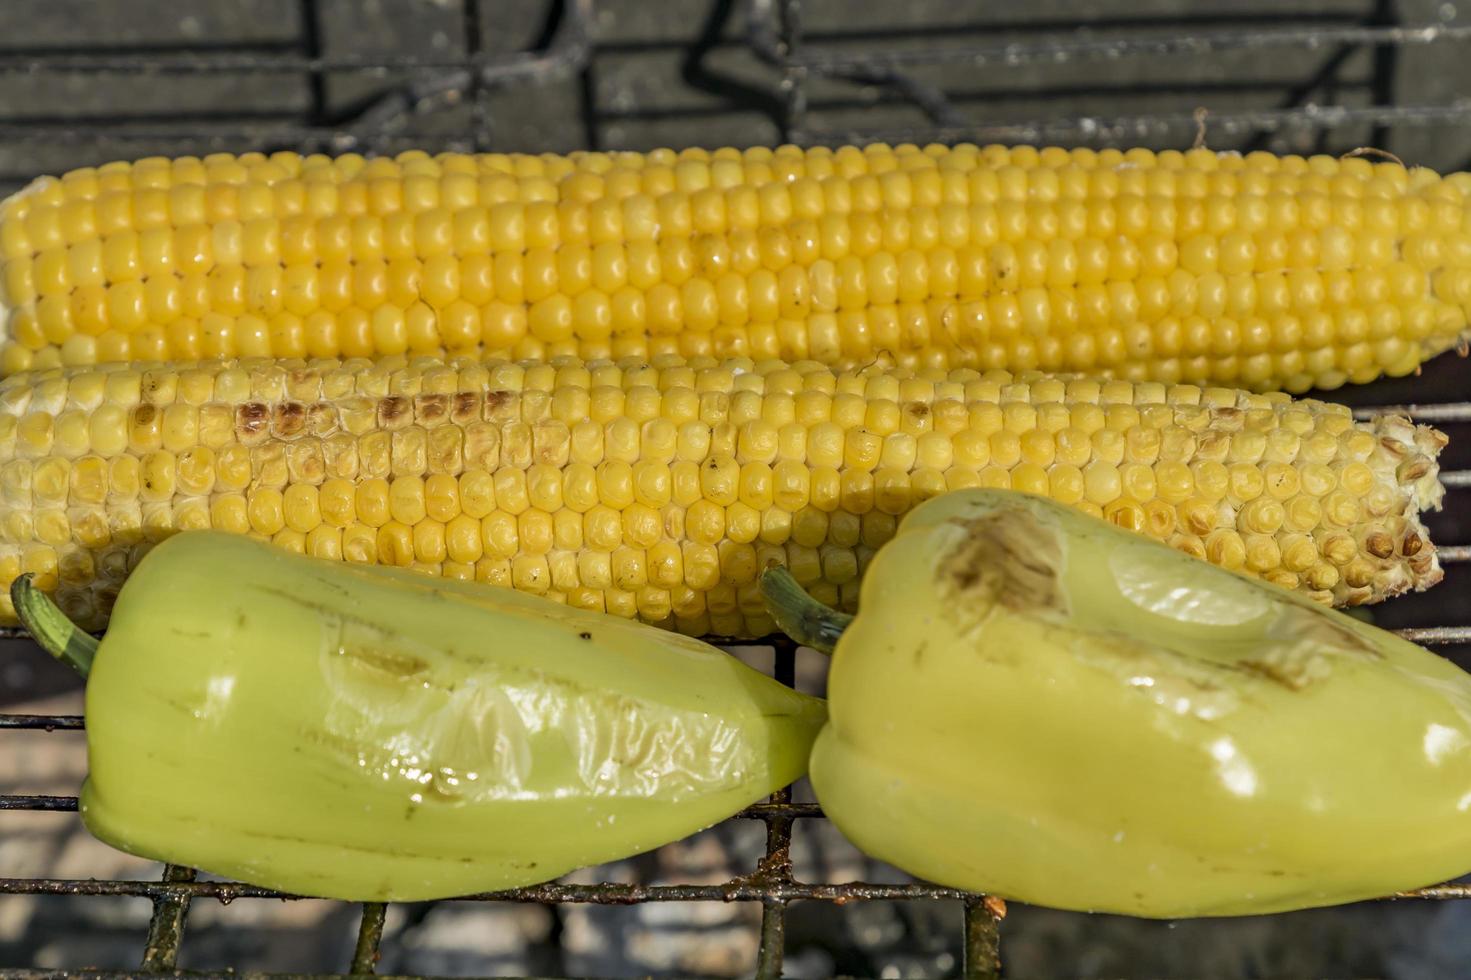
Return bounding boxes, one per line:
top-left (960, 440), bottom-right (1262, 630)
top-left (4, 145), bottom-right (1470, 391)
top-left (761, 489), bottom-right (1471, 918)
top-left (13, 530), bottom-right (825, 901)
top-left (0, 354), bottom-right (1444, 635)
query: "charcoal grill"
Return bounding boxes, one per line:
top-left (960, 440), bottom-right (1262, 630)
top-left (1, 1), bottom-right (1470, 976)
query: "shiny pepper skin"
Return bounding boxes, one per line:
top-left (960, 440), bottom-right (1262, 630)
top-left (771, 488), bottom-right (1471, 918)
top-left (31, 531), bottom-right (825, 901)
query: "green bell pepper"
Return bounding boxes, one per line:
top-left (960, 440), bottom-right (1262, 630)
top-left (762, 488), bottom-right (1471, 918)
top-left (17, 530), bottom-right (825, 901)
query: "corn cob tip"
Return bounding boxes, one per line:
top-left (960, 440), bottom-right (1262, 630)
top-left (1354, 411), bottom-right (1447, 601)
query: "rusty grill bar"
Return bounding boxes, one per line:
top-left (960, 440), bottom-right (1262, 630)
top-left (2, 0), bottom-right (1471, 976)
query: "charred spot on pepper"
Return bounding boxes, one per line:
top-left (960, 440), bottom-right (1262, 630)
top-left (1279, 606), bottom-right (1382, 657)
top-left (579, 631), bottom-right (592, 640)
top-left (1236, 655), bottom-right (1331, 691)
top-left (161, 695), bottom-right (200, 716)
top-left (1234, 608), bottom-right (1382, 690)
top-left (334, 646), bottom-right (432, 679)
top-left (938, 510), bottom-right (1067, 619)
top-left (296, 725), bottom-right (374, 762)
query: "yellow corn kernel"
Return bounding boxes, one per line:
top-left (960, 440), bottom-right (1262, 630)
top-left (2, 147), bottom-right (1466, 390)
top-left (0, 355), bottom-right (1443, 633)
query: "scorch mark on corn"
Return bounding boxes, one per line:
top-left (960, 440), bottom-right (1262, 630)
top-left (0, 355), bottom-right (1448, 635)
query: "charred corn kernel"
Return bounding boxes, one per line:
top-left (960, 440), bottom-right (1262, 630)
top-left (7, 149), bottom-right (1471, 390)
top-left (0, 354), bottom-right (1446, 633)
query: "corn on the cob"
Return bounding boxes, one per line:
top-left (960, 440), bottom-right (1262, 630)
top-left (0, 354), bottom-right (1444, 636)
top-left (2, 145), bottom-right (1469, 392)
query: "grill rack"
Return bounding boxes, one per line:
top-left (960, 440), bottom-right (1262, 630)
top-left (2, 0), bottom-right (1471, 976)
top-left (7, 604), bottom-right (1471, 980)
top-left (746, 0), bottom-right (1471, 156)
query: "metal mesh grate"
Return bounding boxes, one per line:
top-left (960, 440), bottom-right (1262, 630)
top-left (1, 0), bottom-right (1471, 976)
top-left (746, 0), bottom-right (1471, 163)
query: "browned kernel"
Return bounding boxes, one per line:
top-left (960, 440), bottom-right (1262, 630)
top-left (0, 355), bottom-right (1444, 635)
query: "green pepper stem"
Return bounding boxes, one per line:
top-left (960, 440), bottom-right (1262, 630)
top-left (759, 566), bottom-right (853, 656)
top-left (11, 574), bottom-right (96, 677)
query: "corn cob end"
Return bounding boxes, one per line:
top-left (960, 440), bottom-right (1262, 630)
top-left (1353, 411), bottom-right (1446, 603)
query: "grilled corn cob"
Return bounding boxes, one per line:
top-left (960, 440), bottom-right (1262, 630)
top-left (2, 145), bottom-right (1470, 392)
top-left (0, 354), bottom-right (1444, 636)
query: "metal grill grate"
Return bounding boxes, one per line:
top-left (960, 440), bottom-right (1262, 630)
top-left (1, 0), bottom-right (1471, 976)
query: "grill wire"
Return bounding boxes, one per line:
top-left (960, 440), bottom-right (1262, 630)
top-left (1, 0), bottom-right (1470, 976)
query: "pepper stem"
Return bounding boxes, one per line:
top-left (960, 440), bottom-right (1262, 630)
top-left (11, 574), bottom-right (96, 677)
top-left (759, 566), bottom-right (853, 656)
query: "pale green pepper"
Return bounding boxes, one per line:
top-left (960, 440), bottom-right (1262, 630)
top-left (762, 488), bottom-right (1471, 918)
top-left (17, 530), bottom-right (825, 901)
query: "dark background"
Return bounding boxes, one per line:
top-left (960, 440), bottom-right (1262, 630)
top-left (0, 1), bottom-right (1469, 976)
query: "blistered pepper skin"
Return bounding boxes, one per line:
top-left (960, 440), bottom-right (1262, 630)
top-left (72, 532), bottom-right (825, 901)
top-left (805, 489), bottom-right (1471, 918)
